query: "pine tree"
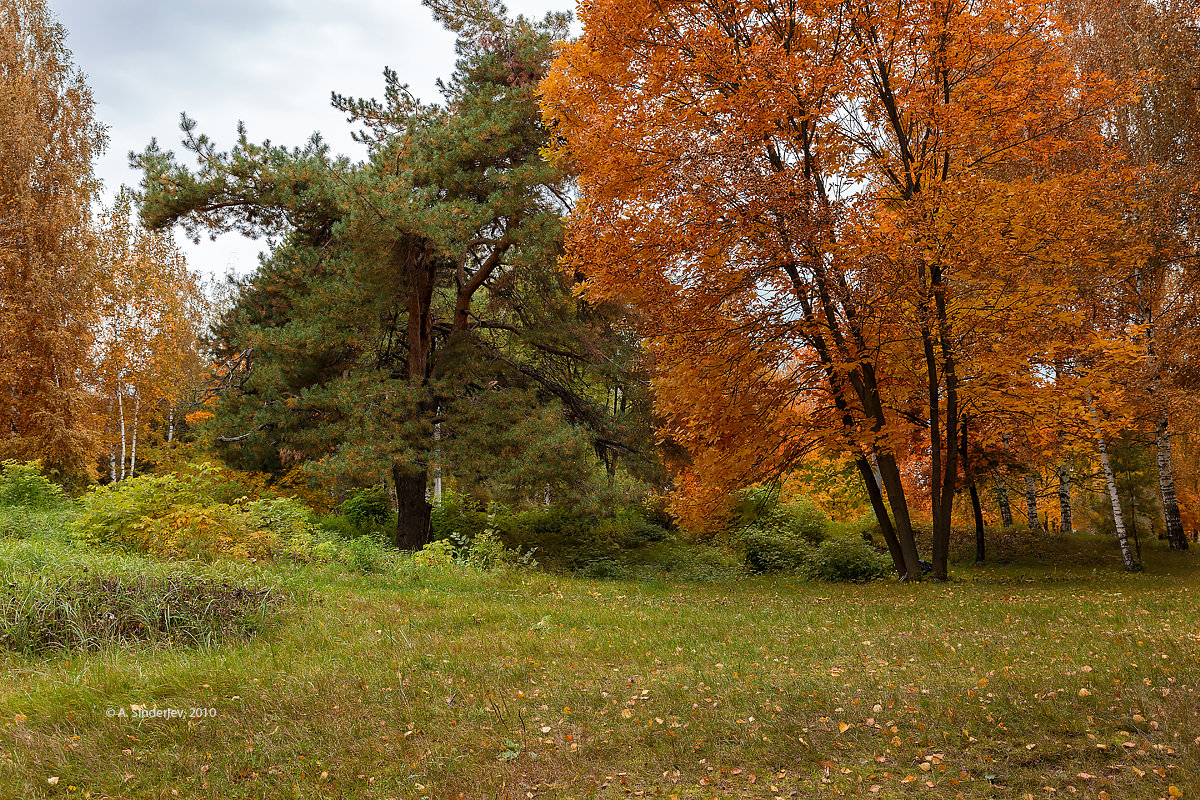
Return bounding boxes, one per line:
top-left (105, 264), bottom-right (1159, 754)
top-left (135, 2), bottom-right (646, 547)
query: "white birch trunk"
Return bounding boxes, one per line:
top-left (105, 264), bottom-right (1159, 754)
top-left (1087, 393), bottom-right (1139, 570)
top-left (995, 480), bottom-right (1013, 528)
top-left (1057, 465), bottom-right (1072, 534)
top-left (129, 394), bottom-right (139, 478)
top-left (1025, 473), bottom-right (1040, 531)
top-left (118, 389), bottom-right (126, 482)
top-left (108, 394), bottom-right (116, 483)
top-left (433, 422), bottom-right (442, 503)
top-left (1155, 414), bottom-right (1187, 549)
top-left (167, 406), bottom-right (174, 444)
top-left (1137, 275), bottom-right (1188, 549)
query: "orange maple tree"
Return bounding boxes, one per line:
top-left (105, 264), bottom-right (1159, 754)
top-left (544, 0), bottom-right (1138, 578)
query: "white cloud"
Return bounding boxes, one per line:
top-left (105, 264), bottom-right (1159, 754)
top-left (51, 0), bottom-right (570, 278)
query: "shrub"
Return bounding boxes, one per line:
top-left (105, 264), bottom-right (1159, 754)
top-left (739, 527), bottom-right (816, 573)
top-left (75, 474), bottom-right (275, 560)
top-left (805, 536), bottom-right (893, 582)
top-left (732, 488), bottom-right (831, 573)
top-left (594, 510), bottom-right (669, 548)
top-left (336, 535), bottom-right (395, 574)
top-left (0, 574), bottom-right (279, 653)
top-left (74, 473), bottom-right (203, 550)
top-left (148, 503), bottom-right (266, 561)
top-left (244, 498), bottom-right (332, 563)
top-left (0, 461), bottom-right (67, 508)
top-left (431, 489), bottom-right (487, 543)
top-left (414, 539), bottom-right (456, 567)
top-left (339, 485), bottom-right (394, 532)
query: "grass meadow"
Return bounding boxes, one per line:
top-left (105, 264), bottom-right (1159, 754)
top-left (1, 526), bottom-right (1196, 800)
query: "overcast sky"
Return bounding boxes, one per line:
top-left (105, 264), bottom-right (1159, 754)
top-left (51, 0), bottom-right (571, 279)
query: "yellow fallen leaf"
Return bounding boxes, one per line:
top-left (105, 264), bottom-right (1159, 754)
top-left (621, 708), bottom-right (632, 718)
top-left (901, 776), bottom-right (916, 783)
top-left (1168, 786), bottom-right (1182, 798)
top-left (1078, 688), bottom-right (1091, 697)
top-left (977, 677), bottom-right (988, 688)
top-left (839, 722), bottom-right (851, 733)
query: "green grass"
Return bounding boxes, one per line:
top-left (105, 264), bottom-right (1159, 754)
top-left (0, 527), bottom-right (1196, 799)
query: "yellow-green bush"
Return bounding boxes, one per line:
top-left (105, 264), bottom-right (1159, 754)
top-left (74, 470), bottom-right (381, 568)
top-left (0, 461), bottom-right (67, 508)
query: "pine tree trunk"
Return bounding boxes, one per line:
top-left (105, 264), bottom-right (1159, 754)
top-left (1025, 473), bottom-right (1041, 531)
top-left (392, 462), bottom-right (431, 550)
top-left (996, 480), bottom-right (1013, 527)
top-left (1155, 414), bottom-right (1188, 550)
top-left (1091, 411), bottom-right (1141, 571)
top-left (1057, 466), bottom-right (1072, 534)
top-left (969, 480), bottom-right (985, 562)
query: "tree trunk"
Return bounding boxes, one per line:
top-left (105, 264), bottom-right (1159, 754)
top-left (118, 390), bottom-right (126, 481)
top-left (129, 394), bottom-right (139, 478)
top-left (1127, 484), bottom-right (1142, 561)
top-left (107, 394), bottom-right (116, 483)
top-left (1089, 398), bottom-right (1141, 571)
top-left (1155, 414), bottom-right (1188, 550)
top-left (874, 451), bottom-right (923, 579)
top-left (433, 421), bottom-right (443, 503)
top-left (1057, 465), bottom-right (1072, 534)
top-left (856, 456), bottom-right (909, 580)
top-left (996, 480), bottom-right (1013, 527)
top-left (969, 480), bottom-right (985, 563)
top-left (1024, 473), bottom-right (1040, 531)
top-left (1135, 273), bottom-right (1187, 551)
top-left (791, 281), bottom-right (921, 580)
top-left (167, 406), bottom-right (174, 443)
top-left (392, 462), bottom-right (431, 550)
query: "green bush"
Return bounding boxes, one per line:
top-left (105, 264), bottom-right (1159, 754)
top-left (0, 461), bottom-right (67, 509)
top-left (805, 537), bottom-right (893, 582)
top-left (339, 485), bottom-right (394, 532)
top-left (74, 474), bottom-right (277, 561)
top-left (336, 535), bottom-right (394, 574)
top-left (246, 497), bottom-right (340, 564)
top-left (594, 510), bottom-right (669, 548)
top-left (74, 473), bottom-right (203, 550)
top-left (739, 526), bottom-right (816, 573)
top-left (732, 487), bottom-right (831, 573)
top-left (431, 489), bottom-right (488, 543)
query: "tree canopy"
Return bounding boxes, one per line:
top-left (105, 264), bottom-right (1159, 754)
top-left (134, 0), bottom-right (651, 547)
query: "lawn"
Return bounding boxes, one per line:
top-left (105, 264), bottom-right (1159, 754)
top-left (1, 533), bottom-right (1196, 799)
